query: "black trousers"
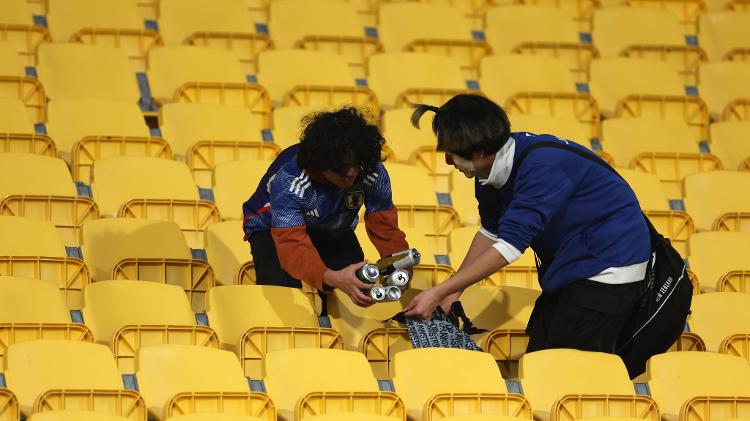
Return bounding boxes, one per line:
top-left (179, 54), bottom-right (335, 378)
top-left (526, 278), bottom-right (643, 354)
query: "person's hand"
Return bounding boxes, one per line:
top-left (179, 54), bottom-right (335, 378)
top-left (403, 286), bottom-right (447, 320)
top-left (323, 261), bottom-right (374, 307)
top-left (439, 291), bottom-right (461, 314)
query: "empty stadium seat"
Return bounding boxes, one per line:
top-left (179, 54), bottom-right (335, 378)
top-left (213, 158), bottom-right (273, 220)
top-left (450, 170), bottom-right (480, 226)
top-left (511, 114), bottom-right (591, 145)
top-left (688, 232), bottom-right (750, 292)
top-left (159, 102), bottom-right (277, 187)
top-left (699, 12), bottom-right (750, 61)
top-left (80, 218), bottom-right (214, 311)
top-left (521, 349), bottom-right (655, 421)
top-left (0, 40), bottom-right (46, 126)
top-left (0, 153), bottom-right (100, 246)
top-left (136, 344), bottom-right (265, 421)
top-left (355, 224), bottom-right (438, 265)
top-left (698, 61), bottom-right (750, 120)
top-left (264, 348), bottom-right (400, 421)
top-left (0, 0), bottom-right (50, 68)
top-left (710, 121), bottom-right (750, 171)
top-left (689, 292), bottom-right (750, 352)
top-left (82, 280), bottom-right (216, 372)
top-left (91, 156), bottom-right (220, 248)
top-left (271, 105), bottom-right (319, 148)
top-left (516, 0), bottom-right (599, 30)
top-left (647, 352), bottom-right (750, 421)
top-left (256, 50), bottom-right (377, 112)
top-left (392, 348), bottom-right (524, 421)
top-left (206, 284), bottom-right (341, 378)
top-left (28, 412), bottom-right (133, 421)
top-left (367, 52), bottom-right (469, 108)
top-left (205, 221), bottom-right (252, 285)
top-left (37, 43), bottom-right (140, 103)
top-left (683, 171), bottom-right (750, 232)
top-left (0, 97), bottom-right (35, 135)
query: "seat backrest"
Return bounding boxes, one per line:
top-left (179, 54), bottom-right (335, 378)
top-left (683, 171), bottom-right (750, 231)
top-left (510, 115), bottom-right (589, 144)
top-left (450, 171), bottom-right (479, 225)
top-left (0, 276), bottom-right (70, 323)
top-left (0, 41), bottom-right (25, 77)
top-left (689, 292), bottom-right (750, 351)
top-left (460, 285), bottom-right (540, 335)
top-left (136, 344), bottom-right (249, 417)
top-left (392, 348), bottom-right (507, 420)
top-left (91, 156), bottom-right (198, 216)
top-left (0, 153), bottom-right (77, 197)
top-left (520, 349), bottom-right (635, 420)
top-left (382, 107), bottom-right (437, 162)
top-left (83, 280), bottom-right (195, 344)
top-left (159, 102), bottom-right (263, 156)
top-left (618, 168), bottom-right (671, 211)
top-left (647, 351), bottom-right (750, 419)
top-left (601, 117), bottom-right (699, 166)
top-left (378, 3), bottom-right (472, 52)
top-left (46, 98), bottom-right (150, 153)
top-left (257, 50), bottom-right (355, 103)
top-left (485, 5), bottom-right (579, 54)
top-left (37, 43), bottom-right (140, 102)
top-left (204, 220), bottom-right (252, 285)
top-left (206, 284), bottom-right (319, 347)
top-left (0, 216), bottom-right (66, 257)
top-left (81, 218), bottom-right (191, 281)
top-left (268, 0), bottom-right (363, 49)
top-left (367, 52), bottom-right (466, 106)
top-left (688, 231), bottom-right (750, 291)
top-left (590, 58), bottom-right (685, 113)
top-left (146, 46), bottom-right (246, 103)
top-left (27, 411), bottom-right (133, 421)
top-left (271, 105), bottom-right (319, 148)
top-left (593, 7), bottom-right (684, 57)
top-left (159, 0), bottom-right (255, 45)
top-left (698, 61), bottom-right (750, 117)
top-left (355, 224), bottom-right (437, 264)
top-left (47, 0), bottom-right (144, 42)
top-left (0, 98), bottom-right (33, 133)
top-left (480, 54), bottom-right (577, 106)
top-left (698, 12), bottom-right (750, 61)
top-left (4, 340), bottom-right (123, 413)
top-left (263, 348), bottom-right (379, 419)
top-left (710, 121), bottom-right (750, 170)
top-left (383, 163), bottom-right (438, 206)
top-left (213, 158), bottom-right (272, 220)
top-left (0, 0), bottom-right (33, 25)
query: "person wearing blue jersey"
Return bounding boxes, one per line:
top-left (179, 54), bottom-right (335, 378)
top-left (404, 94), bottom-right (651, 356)
top-left (242, 107), bottom-right (409, 309)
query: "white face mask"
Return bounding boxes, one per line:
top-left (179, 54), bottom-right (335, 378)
top-left (450, 153), bottom-right (476, 178)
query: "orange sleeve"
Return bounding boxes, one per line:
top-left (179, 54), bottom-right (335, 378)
top-left (271, 226), bottom-right (327, 290)
top-left (364, 207), bottom-right (409, 258)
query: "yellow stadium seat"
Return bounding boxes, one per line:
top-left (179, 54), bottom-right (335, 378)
top-left (626, 0), bottom-right (707, 35)
top-left (601, 117), bottom-right (720, 198)
top-left (28, 412), bottom-right (133, 421)
top-left (213, 159), bottom-right (273, 220)
top-left (515, 0), bottom-right (600, 31)
top-left (450, 170), bottom-right (479, 226)
top-left (268, 0), bottom-right (380, 79)
top-left (46, 0), bottom-right (161, 72)
top-left (647, 352), bottom-right (750, 421)
top-left (698, 12), bottom-right (750, 61)
top-left (511, 115), bottom-right (592, 154)
top-left (80, 218), bottom-right (214, 311)
top-left (46, 98), bottom-right (164, 182)
top-left (618, 169), bottom-right (694, 256)
top-left (205, 221), bottom-right (251, 285)
top-left (0, 153), bottom-right (100, 247)
top-left (91, 156), bottom-right (220, 248)
top-left (355, 224), bottom-right (439, 265)
top-left (159, 0), bottom-right (271, 74)
top-left (485, 5), bottom-right (596, 82)
top-left (0, 98), bottom-right (54, 156)
top-left (592, 7), bottom-right (705, 84)
top-left (82, 280), bottom-right (217, 373)
top-left (0, 276), bottom-right (92, 359)
top-left (481, 55), bottom-right (599, 140)
top-left (3, 340), bottom-right (137, 418)
top-left (392, 348), bottom-right (526, 421)
top-left (384, 163), bottom-right (460, 255)
top-left (710, 121), bottom-right (750, 171)
top-left (264, 348), bottom-right (401, 421)
top-left (590, 58), bottom-right (709, 140)
top-left (256, 50), bottom-right (378, 113)
top-left (206, 284), bottom-right (341, 378)
top-left (367, 52), bottom-right (470, 108)
top-left (683, 171), bottom-right (750, 232)
top-left (271, 105), bottom-right (319, 148)
top-left (0, 0), bottom-right (50, 68)
top-left (449, 226), bottom-right (541, 289)
top-left (698, 61), bottom-right (750, 121)
top-left (37, 43), bottom-right (141, 103)
top-left (382, 108), bottom-right (435, 163)
top-left (0, 41), bottom-right (45, 125)
top-left (0, 389), bottom-right (18, 421)
top-left (688, 292), bottom-right (750, 351)
top-left (159, 102), bottom-right (277, 187)
top-left (688, 232), bottom-right (750, 292)
top-left (521, 349), bottom-right (655, 421)
top-left (136, 344), bottom-right (269, 421)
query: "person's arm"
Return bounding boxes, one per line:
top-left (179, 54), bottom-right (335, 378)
top-left (362, 164), bottom-right (408, 257)
top-left (437, 230), bottom-right (496, 311)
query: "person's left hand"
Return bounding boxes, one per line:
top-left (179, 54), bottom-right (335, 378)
top-left (403, 286), bottom-right (446, 320)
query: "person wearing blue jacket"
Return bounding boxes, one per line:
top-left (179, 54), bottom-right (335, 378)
top-left (404, 94), bottom-right (651, 355)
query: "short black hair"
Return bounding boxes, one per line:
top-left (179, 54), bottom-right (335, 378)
top-left (297, 107), bottom-right (384, 173)
top-left (411, 94), bottom-right (511, 159)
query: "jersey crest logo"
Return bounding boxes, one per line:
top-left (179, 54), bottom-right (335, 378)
top-left (345, 189), bottom-right (364, 209)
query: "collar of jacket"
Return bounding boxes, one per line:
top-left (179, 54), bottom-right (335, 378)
top-left (479, 136), bottom-right (516, 188)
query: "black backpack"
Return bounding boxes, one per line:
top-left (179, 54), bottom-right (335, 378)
top-left (513, 140), bottom-right (693, 378)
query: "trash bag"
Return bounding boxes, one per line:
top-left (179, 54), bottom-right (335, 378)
top-left (388, 302), bottom-right (487, 351)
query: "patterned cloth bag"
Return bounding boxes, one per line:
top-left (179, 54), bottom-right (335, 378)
top-left (388, 302), bottom-right (487, 351)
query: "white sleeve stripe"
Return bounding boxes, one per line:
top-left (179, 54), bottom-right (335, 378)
top-left (492, 238), bottom-right (522, 263)
top-left (479, 227), bottom-right (498, 240)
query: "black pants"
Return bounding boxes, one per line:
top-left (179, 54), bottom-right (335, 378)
top-left (248, 229), bottom-right (365, 314)
top-left (526, 279), bottom-right (643, 354)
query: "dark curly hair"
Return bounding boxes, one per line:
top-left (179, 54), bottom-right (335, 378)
top-left (297, 107), bottom-right (384, 174)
